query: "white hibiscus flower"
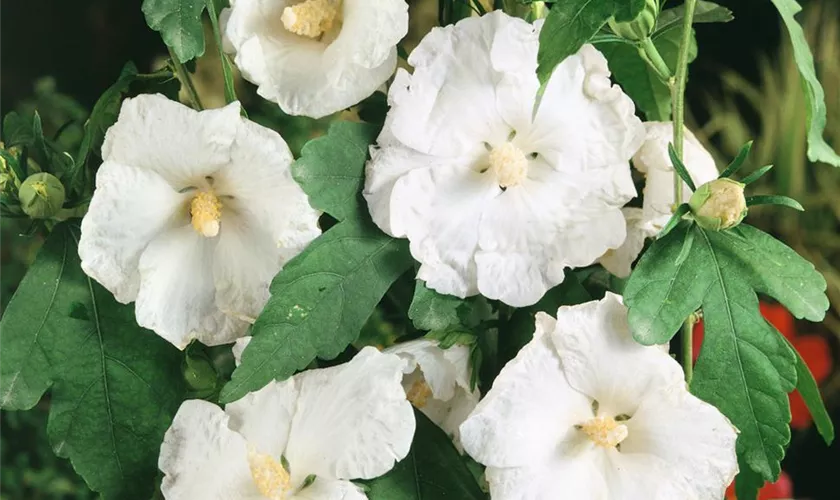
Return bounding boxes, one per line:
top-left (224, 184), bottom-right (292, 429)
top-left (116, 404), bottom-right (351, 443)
top-left (363, 11), bottom-right (645, 307)
top-left (384, 338), bottom-right (480, 450)
top-left (79, 94), bottom-right (320, 349)
top-left (159, 346), bottom-right (415, 500)
top-left (221, 0), bottom-right (409, 119)
top-left (600, 122), bottom-right (719, 277)
top-left (459, 293), bottom-right (738, 499)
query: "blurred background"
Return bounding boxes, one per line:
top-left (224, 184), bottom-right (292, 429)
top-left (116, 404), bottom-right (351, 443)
top-left (1, 0), bottom-right (838, 498)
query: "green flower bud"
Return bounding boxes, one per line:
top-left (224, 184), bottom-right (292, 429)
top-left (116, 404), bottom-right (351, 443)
top-left (608, 0), bottom-right (660, 41)
top-left (183, 351), bottom-right (219, 394)
top-left (18, 173), bottom-right (65, 219)
top-left (689, 178), bottom-right (748, 231)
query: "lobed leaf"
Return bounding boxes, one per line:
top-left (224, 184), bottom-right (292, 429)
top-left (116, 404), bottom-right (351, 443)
top-left (142, 0), bottom-right (207, 63)
top-left (654, 0), bottom-right (734, 36)
top-left (789, 339), bottom-right (835, 445)
top-left (408, 281), bottom-right (489, 332)
top-left (625, 222), bottom-right (829, 480)
top-left (364, 410), bottom-right (488, 500)
top-left (0, 224), bottom-right (185, 499)
top-left (220, 217), bottom-right (413, 403)
top-left (770, 0), bottom-right (840, 166)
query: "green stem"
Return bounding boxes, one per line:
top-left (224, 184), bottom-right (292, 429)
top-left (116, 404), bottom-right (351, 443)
top-left (639, 37), bottom-right (672, 83)
top-left (167, 46), bottom-right (204, 111)
top-left (671, 0), bottom-right (697, 206)
top-left (681, 319), bottom-right (694, 385)
top-left (671, 0), bottom-right (698, 383)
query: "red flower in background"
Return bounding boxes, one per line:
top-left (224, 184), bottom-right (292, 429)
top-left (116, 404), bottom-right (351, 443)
top-left (693, 301), bottom-right (833, 429)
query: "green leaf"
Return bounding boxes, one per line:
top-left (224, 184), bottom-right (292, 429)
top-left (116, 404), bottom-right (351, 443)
top-left (734, 457), bottom-right (765, 500)
top-left (745, 195), bottom-right (804, 211)
top-left (625, 222), bottom-right (829, 479)
top-left (598, 26), bottom-right (696, 120)
top-left (741, 165), bottom-right (774, 185)
top-left (668, 143), bottom-right (697, 191)
top-left (657, 203), bottom-right (690, 239)
top-left (612, 0), bottom-right (646, 23)
top-left (537, 0), bottom-right (615, 84)
top-left (2, 111), bottom-right (36, 147)
top-left (788, 338), bottom-right (835, 445)
top-left (654, 0), bottom-right (734, 36)
top-left (0, 224), bottom-right (185, 499)
top-left (72, 63), bottom-right (139, 193)
top-left (770, 0), bottom-right (840, 167)
top-left (719, 141), bottom-right (754, 179)
top-left (220, 217), bottom-right (412, 403)
top-left (205, 0), bottom-right (237, 105)
top-left (365, 410), bottom-right (487, 500)
top-left (291, 121), bottom-right (379, 222)
top-left (142, 0), bottom-right (207, 63)
top-left (408, 281), bottom-right (489, 332)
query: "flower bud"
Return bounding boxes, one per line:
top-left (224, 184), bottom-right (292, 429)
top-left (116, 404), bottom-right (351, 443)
top-left (689, 178), bottom-right (747, 231)
top-left (18, 173), bottom-right (66, 219)
top-left (183, 351), bottom-right (219, 394)
top-left (608, 0), bottom-right (659, 41)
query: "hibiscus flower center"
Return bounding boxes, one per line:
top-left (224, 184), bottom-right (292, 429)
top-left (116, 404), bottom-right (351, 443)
top-left (281, 0), bottom-right (341, 39)
top-left (579, 415), bottom-right (628, 448)
top-left (488, 142), bottom-right (529, 188)
top-left (248, 448), bottom-right (291, 500)
top-left (406, 378), bottom-right (433, 408)
top-left (190, 190), bottom-right (222, 238)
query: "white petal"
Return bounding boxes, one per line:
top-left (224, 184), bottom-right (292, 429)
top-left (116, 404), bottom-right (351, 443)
top-left (135, 226), bottom-right (245, 349)
top-left (634, 122), bottom-right (719, 232)
top-left (550, 293), bottom-right (684, 416)
top-left (386, 12), bottom-right (526, 156)
top-left (484, 453), bottom-right (608, 500)
top-left (212, 118), bottom-right (320, 321)
top-left (619, 384), bottom-right (739, 499)
top-left (159, 400), bottom-right (263, 500)
top-left (284, 347), bottom-right (415, 480)
top-left (232, 335), bottom-right (252, 366)
top-left (225, 0), bottom-right (407, 118)
top-left (598, 207), bottom-right (652, 278)
top-left (292, 478), bottom-right (367, 500)
top-left (390, 162), bottom-right (498, 298)
top-left (79, 161), bottom-right (188, 303)
top-left (459, 332), bottom-right (591, 468)
top-left (384, 339), bottom-right (459, 401)
top-left (225, 378), bottom-right (299, 458)
top-left (101, 95), bottom-right (240, 188)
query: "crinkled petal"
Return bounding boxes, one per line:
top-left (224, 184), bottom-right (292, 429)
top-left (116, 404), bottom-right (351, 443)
top-left (284, 347), bottom-right (414, 481)
top-left (384, 339), bottom-right (461, 401)
top-left (634, 122), bottom-right (719, 231)
top-left (101, 95), bottom-right (240, 188)
top-left (159, 400), bottom-right (263, 499)
top-left (225, 378), bottom-right (298, 459)
top-left (599, 207), bottom-right (652, 278)
top-left (618, 384), bottom-right (738, 499)
top-left (293, 478), bottom-right (367, 500)
top-left (224, 0), bottom-right (406, 118)
top-left (386, 12), bottom-right (528, 156)
top-left (484, 448), bottom-right (608, 500)
top-left (391, 162), bottom-right (499, 298)
top-left (79, 161), bottom-right (188, 303)
top-left (550, 293), bottom-right (684, 416)
top-left (213, 118), bottom-right (320, 321)
top-left (459, 332), bottom-right (591, 468)
top-left (135, 226), bottom-right (245, 349)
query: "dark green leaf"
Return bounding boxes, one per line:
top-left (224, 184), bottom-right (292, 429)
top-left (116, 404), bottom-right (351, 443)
top-left (598, 26), bottom-right (696, 120)
top-left (788, 338), bottom-right (835, 445)
top-left (72, 63), bottom-right (139, 193)
top-left (612, 0), bottom-right (646, 22)
top-left (654, 0), bottom-right (734, 36)
top-left (2, 112), bottom-right (35, 147)
top-left (741, 165), bottom-right (774, 185)
top-left (142, 0), bottom-right (207, 63)
top-left (770, 0), bottom-right (840, 166)
top-left (409, 281), bottom-right (489, 332)
top-left (745, 195), bottom-right (804, 211)
top-left (734, 457), bottom-right (764, 500)
top-left (657, 203), bottom-right (691, 239)
top-left (291, 121), bottom-right (379, 222)
top-left (625, 222), bottom-right (829, 479)
top-left (220, 217), bottom-right (412, 403)
top-left (0, 224), bottom-right (185, 499)
top-left (719, 141), bottom-right (754, 179)
top-left (668, 143), bottom-right (697, 191)
top-left (365, 410), bottom-right (487, 500)
top-left (537, 0), bottom-right (615, 83)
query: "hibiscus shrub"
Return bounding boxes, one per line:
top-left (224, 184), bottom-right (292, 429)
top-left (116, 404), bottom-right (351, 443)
top-left (0, 0), bottom-right (837, 499)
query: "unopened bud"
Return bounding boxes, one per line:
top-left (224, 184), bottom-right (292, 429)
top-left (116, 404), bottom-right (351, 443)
top-left (19, 173), bottom-right (65, 219)
top-left (183, 351), bottom-right (219, 394)
top-left (689, 178), bottom-right (747, 231)
top-left (608, 0), bottom-right (659, 41)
